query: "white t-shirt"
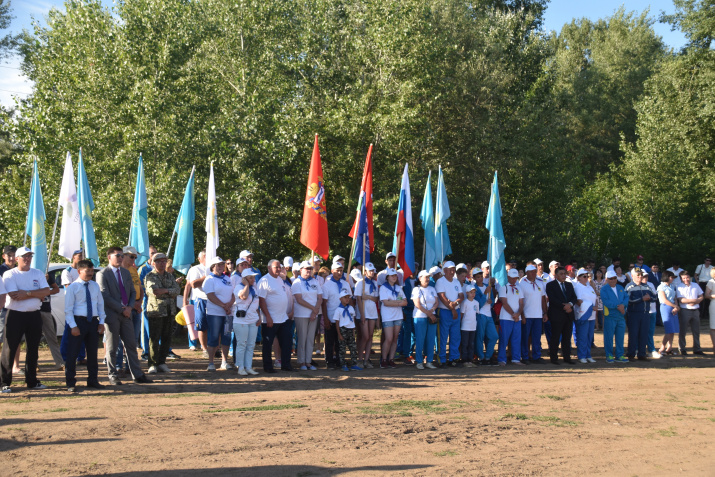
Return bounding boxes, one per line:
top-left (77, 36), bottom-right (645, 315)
top-left (476, 284), bottom-right (491, 316)
top-left (676, 283), bottom-right (703, 310)
top-left (291, 277), bottom-right (322, 318)
top-left (411, 285), bottom-right (437, 319)
top-left (233, 284), bottom-right (260, 325)
top-left (519, 277), bottom-right (546, 318)
top-left (186, 264), bottom-right (208, 301)
top-left (497, 282), bottom-right (522, 320)
top-left (379, 284), bottom-right (405, 322)
top-left (0, 278), bottom-right (5, 295)
top-left (460, 298), bottom-right (479, 331)
top-left (574, 282), bottom-right (597, 321)
top-left (667, 267), bottom-right (684, 287)
top-left (646, 282), bottom-right (657, 313)
top-left (354, 278), bottom-right (379, 319)
top-left (695, 264), bottom-right (713, 283)
top-left (61, 267), bottom-right (79, 286)
top-left (321, 276), bottom-right (351, 324)
top-left (377, 269), bottom-right (404, 286)
top-left (202, 273), bottom-right (234, 316)
top-left (435, 276), bottom-right (462, 310)
top-left (257, 274), bottom-right (289, 324)
top-left (334, 304), bottom-right (356, 329)
top-left (3, 268), bottom-right (49, 312)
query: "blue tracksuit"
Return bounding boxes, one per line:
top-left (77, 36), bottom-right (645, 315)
top-left (601, 285), bottom-right (629, 359)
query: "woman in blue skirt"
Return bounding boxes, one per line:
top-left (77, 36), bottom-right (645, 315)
top-left (657, 270), bottom-right (680, 356)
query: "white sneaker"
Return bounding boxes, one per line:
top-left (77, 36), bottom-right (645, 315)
top-left (246, 368), bottom-right (259, 375)
top-left (587, 357), bottom-right (597, 363)
top-left (651, 351), bottom-right (662, 359)
top-left (220, 361), bottom-right (234, 371)
top-left (274, 359), bottom-right (282, 368)
top-left (1, 386), bottom-right (11, 393)
top-left (148, 366), bottom-right (158, 374)
top-left (425, 362), bottom-right (437, 369)
top-left (189, 346), bottom-right (197, 351)
top-left (238, 367), bottom-right (248, 376)
top-left (157, 364), bottom-right (172, 373)
top-left (579, 358), bottom-right (588, 364)
top-left (207, 363), bottom-right (216, 372)
top-left (415, 363), bottom-right (425, 370)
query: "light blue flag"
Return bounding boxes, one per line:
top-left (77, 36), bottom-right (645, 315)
top-left (420, 171), bottom-right (437, 270)
top-left (486, 171), bottom-right (506, 287)
top-left (129, 153), bottom-right (150, 266)
top-left (434, 165), bottom-right (452, 263)
top-left (172, 167), bottom-right (196, 275)
top-left (26, 159), bottom-right (48, 272)
top-left (77, 150), bottom-right (99, 267)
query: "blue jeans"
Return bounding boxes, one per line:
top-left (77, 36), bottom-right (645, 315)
top-left (413, 317), bottom-right (437, 364)
top-left (575, 319), bottom-right (595, 359)
top-left (438, 309), bottom-right (461, 362)
top-left (233, 323), bottom-right (259, 369)
top-left (475, 313), bottom-right (498, 360)
top-left (604, 314), bottom-right (626, 359)
top-left (498, 319), bottom-right (521, 363)
top-left (627, 311), bottom-right (649, 358)
top-left (206, 314), bottom-right (232, 347)
top-left (647, 312), bottom-right (657, 353)
top-left (521, 318), bottom-right (543, 360)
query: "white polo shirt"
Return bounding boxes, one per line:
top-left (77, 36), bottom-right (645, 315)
top-left (460, 298), bottom-right (479, 331)
top-left (435, 276), bottom-right (462, 310)
top-left (3, 268), bottom-right (49, 312)
top-left (497, 282), bottom-right (522, 320)
top-left (186, 264), bottom-right (208, 301)
top-left (291, 277), bottom-right (322, 318)
top-left (61, 266), bottom-right (79, 286)
top-left (676, 283), bottom-right (703, 310)
top-left (519, 277), bottom-right (545, 318)
top-left (574, 282), bottom-right (597, 321)
top-left (379, 284), bottom-right (405, 322)
top-left (695, 264), bottom-right (713, 283)
top-left (202, 273), bottom-right (234, 316)
top-left (334, 304), bottom-right (356, 328)
top-left (321, 276), bottom-right (351, 324)
top-left (411, 285), bottom-right (437, 319)
top-left (257, 273), bottom-right (289, 323)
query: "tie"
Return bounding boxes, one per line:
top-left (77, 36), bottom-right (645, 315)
top-left (561, 282), bottom-right (567, 298)
top-left (85, 282), bottom-right (93, 321)
top-left (116, 268), bottom-right (128, 306)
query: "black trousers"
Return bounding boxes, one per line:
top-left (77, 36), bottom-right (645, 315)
top-left (324, 323), bottom-right (339, 366)
top-left (548, 314), bottom-right (573, 362)
top-left (65, 316), bottom-right (100, 387)
top-left (1, 310), bottom-right (43, 388)
top-left (262, 321), bottom-right (293, 371)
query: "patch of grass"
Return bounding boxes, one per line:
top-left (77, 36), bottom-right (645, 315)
top-left (433, 450), bottom-right (458, 457)
top-left (41, 381), bottom-right (64, 387)
top-left (3, 397), bottom-right (31, 404)
top-left (6, 427), bottom-right (26, 431)
top-left (494, 399), bottom-right (529, 407)
top-left (657, 427), bottom-right (678, 437)
top-left (204, 404), bottom-right (308, 413)
top-left (326, 408), bottom-right (350, 414)
top-left (42, 395), bottom-right (82, 401)
top-left (682, 406), bottom-right (707, 410)
top-left (538, 394), bottom-right (566, 401)
top-left (160, 393), bottom-right (205, 399)
top-left (358, 399), bottom-right (446, 416)
top-left (708, 418), bottom-right (715, 422)
top-left (501, 413), bottom-right (577, 427)
top-left (45, 407), bottom-right (69, 413)
top-left (501, 413), bottom-right (529, 420)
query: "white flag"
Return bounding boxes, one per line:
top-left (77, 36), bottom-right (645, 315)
top-left (58, 152), bottom-right (81, 260)
top-left (205, 164), bottom-right (219, 262)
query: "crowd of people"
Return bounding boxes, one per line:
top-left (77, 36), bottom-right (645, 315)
top-left (0, 243), bottom-right (713, 393)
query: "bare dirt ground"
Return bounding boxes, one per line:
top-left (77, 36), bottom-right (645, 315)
top-left (1, 328), bottom-right (714, 476)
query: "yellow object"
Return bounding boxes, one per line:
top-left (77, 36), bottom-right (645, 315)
top-left (175, 310), bottom-right (186, 326)
top-left (604, 307), bottom-right (609, 317)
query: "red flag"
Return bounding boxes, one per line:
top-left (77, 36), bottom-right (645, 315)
top-left (348, 144), bottom-right (374, 253)
top-left (300, 134), bottom-right (330, 259)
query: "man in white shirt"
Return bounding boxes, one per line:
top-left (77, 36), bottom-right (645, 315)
top-left (186, 250), bottom-right (209, 355)
top-left (59, 249), bottom-right (87, 365)
top-left (676, 271), bottom-right (705, 355)
top-left (0, 247), bottom-right (51, 392)
top-left (667, 262), bottom-right (684, 288)
top-left (435, 261), bottom-right (464, 367)
top-left (377, 252), bottom-right (405, 286)
top-left (64, 259), bottom-right (107, 392)
top-left (520, 264), bottom-right (547, 363)
top-left (258, 259), bottom-right (293, 372)
top-left (695, 257), bottom-right (712, 321)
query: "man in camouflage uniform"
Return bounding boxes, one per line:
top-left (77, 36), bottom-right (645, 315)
top-left (144, 253), bottom-right (181, 374)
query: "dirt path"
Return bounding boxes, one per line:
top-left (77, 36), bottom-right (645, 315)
top-left (1, 333), bottom-right (714, 476)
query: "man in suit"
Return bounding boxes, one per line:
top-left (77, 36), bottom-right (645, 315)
top-left (545, 267), bottom-right (578, 365)
top-left (96, 246), bottom-right (152, 386)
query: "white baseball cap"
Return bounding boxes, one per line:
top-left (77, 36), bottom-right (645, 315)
top-left (606, 270), bottom-right (618, 279)
top-left (471, 268), bottom-right (483, 276)
top-left (332, 255), bottom-right (345, 262)
top-left (385, 268), bottom-right (398, 276)
top-left (350, 269), bottom-right (363, 282)
top-left (331, 262), bottom-right (344, 271)
top-left (534, 258), bottom-right (543, 265)
top-left (338, 288), bottom-right (352, 298)
top-left (241, 269), bottom-right (259, 278)
top-left (236, 257), bottom-right (247, 265)
top-left (456, 263), bottom-right (467, 271)
top-left (364, 262), bottom-right (376, 271)
top-left (15, 247), bottom-right (33, 257)
top-left (209, 256), bottom-right (225, 268)
top-left (385, 252), bottom-right (396, 260)
top-left (239, 250), bottom-right (253, 259)
top-left (300, 260), bottom-right (313, 269)
top-left (292, 262), bottom-right (301, 272)
top-left (442, 261), bottom-right (456, 270)
top-left (549, 260), bottom-right (560, 268)
top-left (429, 266), bottom-right (441, 276)
top-left (525, 264), bottom-right (537, 272)
top-left (577, 268), bottom-right (590, 277)
top-left (507, 269), bottom-right (519, 278)
top-left (283, 256), bottom-right (294, 268)
top-left (481, 261), bottom-right (490, 269)
top-left (464, 283), bottom-right (476, 293)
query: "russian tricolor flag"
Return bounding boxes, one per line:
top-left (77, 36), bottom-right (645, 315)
top-left (349, 144), bottom-right (374, 264)
top-left (392, 164), bottom-right (416, 279)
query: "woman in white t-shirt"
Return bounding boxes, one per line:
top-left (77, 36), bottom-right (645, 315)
top-left (411, 270), bottom-right (438, 370)
top-left (202, 257), bottom-right (236, 372)
top-left (233, 269), bottom-right (260, 376)
top-left (378, 268), bottom-right (407, 368)
top-left (291, 261), bottom-right (322, 370)
top-left (355, 263), bottom-right (379, 368)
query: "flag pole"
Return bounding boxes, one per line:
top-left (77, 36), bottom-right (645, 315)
top-left (361, 234), bottom-right (366, 295)
top-left (167, 165), bottom-right (195, 257)
top-left (47, 156), bottom-right (64, 273)
top-left (422, 237), bottom-right (426, 271)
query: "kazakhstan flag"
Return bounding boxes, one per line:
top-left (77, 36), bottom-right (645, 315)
top-left (172, 167), bottom-right (196, 274)
top-left (129, 154), bottom-right (150, 266)
top-left (26, 159), bottom-right (48, 272)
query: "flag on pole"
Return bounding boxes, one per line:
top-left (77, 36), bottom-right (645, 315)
top-left (77, 149), bottom-right (99, 267)
top-left (392, 164), bottom-right (416, 279)
top-left (171, 167), bottom-right (196, 275)
top-left (420, 170), bottom-right (437, 270)
top-left (57, 152), bottom-right (81, 260)
top-left (349, 144), bottom-right (374, 264)
top-left (129, 153), bottom-right (150, 266)
top-left (205, 163), bottom-right (219, 262)
top-left (434, 165), bottom-right (452, 263)
top-left (486, 171), bottom-right (506, 286)
top-left (26, 159), bottom-right (47, 272)
top-left (300, 134), bottom-right (330, 259)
